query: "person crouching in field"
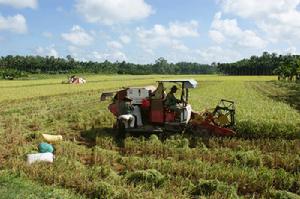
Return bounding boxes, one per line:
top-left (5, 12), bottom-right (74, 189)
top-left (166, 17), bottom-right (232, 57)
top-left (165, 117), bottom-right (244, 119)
top-left (118, 97), bottom-right (135, 128)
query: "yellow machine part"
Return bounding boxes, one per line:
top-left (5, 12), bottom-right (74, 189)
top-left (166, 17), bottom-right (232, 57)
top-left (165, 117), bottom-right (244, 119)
top-left (194, 114), bottom-right (205, 123)
top-left (215, 114), bottom-right (230, 126)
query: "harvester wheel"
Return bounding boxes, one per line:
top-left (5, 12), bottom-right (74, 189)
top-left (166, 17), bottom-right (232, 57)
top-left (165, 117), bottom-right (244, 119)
top-left (117, 120), bottom-right (126, 139)
top-left (188, 124), bottom-right (211, 138)
top-left (187, 125), bottom-right (211, 147)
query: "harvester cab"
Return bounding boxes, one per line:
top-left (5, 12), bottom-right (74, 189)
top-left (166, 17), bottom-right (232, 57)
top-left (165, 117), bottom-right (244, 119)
top-left (152, 79), bottom-right (198, 125)
top-left (101, 79), bottom-right (236, 136)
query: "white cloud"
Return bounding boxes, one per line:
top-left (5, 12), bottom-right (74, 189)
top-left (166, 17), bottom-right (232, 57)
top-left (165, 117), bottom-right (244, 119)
top-left (119, 35), bottom-right (131, 44)
top-left (35, 45), bottom-right (59, 57)
top-left (171, 40), bottom-right (189, 52)
top-left (108, 51), bottom-right (127, 61)
top-left (222, 0), bottom-right (300, 19)
top-left (0, 14), bottom-right (27, 34)
top-left (283, 46), bottom-right (298, 54)
top-left (61, 25), bottom-right (94, 46)
top-left (273, 46), bottom-right (299, 55)
top-left (195, 46), bottom-right (241, 63)
top-left (91, 51), bottom-right (127, 62)
top-left (42, 31), bottom-right (53, 38)
top-left (75, 0), bottom-right (153, 25)
top-left (168, 20), bottom-right (199, 37)
top-left (67, 45), bottom-right (127, 62)
top-left (67, 45), bottom-right (86, 61)
top-left (138, 20), bottom-right (199, 39)
top-left (136, 20), bottom-right (198, 53)
top-left (107, 41), bottom-right (123, 49)
top-left (209, 12), bottom-right (267, 49)
top-left (221, 0), bottom-right (300, 42)
top-left (209, 30), bottom-right (225, 44)
top-left (137, 25), bottom-right (170, 49)
top-left (0, 0), bottom-right (37, 9)
top-left (68, 45), bottom-right (79, 54)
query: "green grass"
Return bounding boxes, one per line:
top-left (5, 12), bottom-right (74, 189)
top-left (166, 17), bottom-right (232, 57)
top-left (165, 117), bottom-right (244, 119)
top-left (0, 170), bottom-right (85, 199)
top-left (189, 79), bottom-right (300, 138)
top-left (0, 74), bottom-right (299, 199)
top-left (0, 74), bottom-right (275, 102)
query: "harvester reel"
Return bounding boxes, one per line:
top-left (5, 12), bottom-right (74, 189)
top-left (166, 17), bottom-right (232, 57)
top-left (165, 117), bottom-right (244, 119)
top-left (213, 99), bottom-right (235, 127)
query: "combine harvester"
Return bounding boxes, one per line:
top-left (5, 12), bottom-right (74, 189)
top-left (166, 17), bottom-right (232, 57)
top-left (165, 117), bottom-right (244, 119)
top-left (101, 79), bottom-right (235, 136)
top-left (62, 75), bottom-right (86, 84)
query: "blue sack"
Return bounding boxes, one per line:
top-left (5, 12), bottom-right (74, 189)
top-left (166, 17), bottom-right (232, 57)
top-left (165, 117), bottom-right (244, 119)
top-left (38, 142), bottom-right (54, 153)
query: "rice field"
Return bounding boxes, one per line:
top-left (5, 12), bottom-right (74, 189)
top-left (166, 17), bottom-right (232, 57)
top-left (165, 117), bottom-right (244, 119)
top-left (0, 75), bottom-right (299, 198)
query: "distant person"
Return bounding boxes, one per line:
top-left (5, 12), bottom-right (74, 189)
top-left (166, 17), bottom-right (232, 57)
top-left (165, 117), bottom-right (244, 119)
top-left (152, 82), bottom-right (165, 99)
top-left (69, 75), bottom-right (76, 83)
top-left (165, 85), bottom-right (182, 111)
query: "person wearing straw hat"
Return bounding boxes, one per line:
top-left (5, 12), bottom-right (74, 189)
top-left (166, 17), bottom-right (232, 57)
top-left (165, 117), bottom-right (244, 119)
top-left (165, 85), bottom-right (182, 112)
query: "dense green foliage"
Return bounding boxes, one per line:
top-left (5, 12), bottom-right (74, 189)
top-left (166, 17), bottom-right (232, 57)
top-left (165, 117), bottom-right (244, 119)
top-left (0, 55), bottom-right (215, 75)
top-left (0, 68), bottom-right (28, 80)
top-left (126, 169), bottom-right (166, 188)
top-left (217, 52), bottom-right (300, 79)
top-left (189, 179), bottom-right (239, 198)
top-left (1, 53), bottom-right (300, 81)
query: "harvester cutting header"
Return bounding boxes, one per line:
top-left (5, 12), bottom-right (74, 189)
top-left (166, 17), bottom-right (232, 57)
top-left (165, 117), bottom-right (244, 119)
top-left (101, 79), bottom-right (236, 136)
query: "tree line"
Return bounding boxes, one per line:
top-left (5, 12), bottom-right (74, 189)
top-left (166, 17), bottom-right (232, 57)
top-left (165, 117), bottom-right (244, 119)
top-left (0, 55), bottom-right (215, 79)
top-left (0, 52), bottom-right (300, 81)
top-left (217, 52), bottom-right (300, 81)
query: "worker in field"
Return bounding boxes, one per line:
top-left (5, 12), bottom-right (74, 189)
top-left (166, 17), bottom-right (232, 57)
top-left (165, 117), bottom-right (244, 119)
top-left (118, 97), bottom-right (135, 128)
top-left (69, 75), bottom-right (76, 83)
top-left (165, 85), bottom-right (182, 112)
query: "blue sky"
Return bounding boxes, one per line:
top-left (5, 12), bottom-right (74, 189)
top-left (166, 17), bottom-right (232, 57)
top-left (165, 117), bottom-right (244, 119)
top-left (0, 0), bottom-right (299, 64)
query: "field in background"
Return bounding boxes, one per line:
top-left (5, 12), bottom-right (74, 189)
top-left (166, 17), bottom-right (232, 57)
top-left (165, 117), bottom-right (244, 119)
top-left (0, 75), bottom-right (299, 198)
top-left (0, 75), bottom-right (274, 101)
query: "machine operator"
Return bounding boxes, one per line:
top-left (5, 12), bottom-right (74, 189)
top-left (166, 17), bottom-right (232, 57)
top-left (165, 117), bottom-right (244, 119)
top-left (165, 85), bottom-right (182, 112)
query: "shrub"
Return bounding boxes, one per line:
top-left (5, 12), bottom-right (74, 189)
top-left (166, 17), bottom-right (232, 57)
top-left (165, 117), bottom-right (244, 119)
top-left (126, 169), bottom-right (165, 188)
top-left (165, 135), bottom-right (189, 148)
top-left (149, 134), bottom-right (159, 142)
top-left (89, 166), bottom-right (121, 185)
top-left (234, 150), bottom-right (262, 167)
top-left (273, 169), bottom-right (295, 190)
top-left (190, 179), bottom-right (239, 198)
top-left (93, 181), bottom-right (116, 199)
top-left (0, 69), bottom-right (27, 80)
top-left (268, 189), bottom-right (300, 199)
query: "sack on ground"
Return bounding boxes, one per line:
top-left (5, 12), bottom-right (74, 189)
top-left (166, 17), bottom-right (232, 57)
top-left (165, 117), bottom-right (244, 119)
top-left (42, 134), bottom-right (63, 142)
top-left (27, 152), bottom-right (54, 164)
top-left (38, 142), bottom-right (54, 153)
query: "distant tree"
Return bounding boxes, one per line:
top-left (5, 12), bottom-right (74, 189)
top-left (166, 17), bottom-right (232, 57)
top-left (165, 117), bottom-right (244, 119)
top-left (217, 52), bottom-right (300, 78)
top-left (154, 57), bottom-right (169, 74)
